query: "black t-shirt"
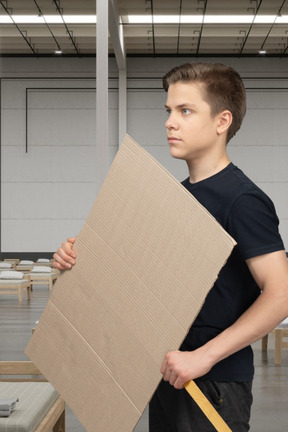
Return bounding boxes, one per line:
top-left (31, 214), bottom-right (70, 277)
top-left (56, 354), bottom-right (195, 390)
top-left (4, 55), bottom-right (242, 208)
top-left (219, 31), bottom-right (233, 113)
top-left (180, 162), bottom-right (284, 382)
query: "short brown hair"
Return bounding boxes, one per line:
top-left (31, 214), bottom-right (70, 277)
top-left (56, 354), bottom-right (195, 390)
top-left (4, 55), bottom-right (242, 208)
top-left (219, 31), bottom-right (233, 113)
top-left (162, 62), bottom-right (246, 143)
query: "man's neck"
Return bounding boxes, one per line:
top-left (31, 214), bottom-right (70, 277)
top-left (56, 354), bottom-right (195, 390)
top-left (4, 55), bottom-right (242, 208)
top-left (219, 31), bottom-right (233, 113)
top-left (187, 152), bottom-right (231, 184)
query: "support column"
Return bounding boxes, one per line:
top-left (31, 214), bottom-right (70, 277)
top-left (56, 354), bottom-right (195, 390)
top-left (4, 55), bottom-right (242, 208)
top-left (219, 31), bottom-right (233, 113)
top-left (108, 0), bottom-right (127, 148)
top-left (96, 0), bottom-right (109, 191)
top-left (118, 68), bottom-right (127, 147)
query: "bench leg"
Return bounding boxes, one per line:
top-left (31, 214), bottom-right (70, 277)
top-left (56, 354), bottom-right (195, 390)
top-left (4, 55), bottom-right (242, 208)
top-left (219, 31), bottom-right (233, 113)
top-left (274, 329), bottom-right (283, 365)
top-left (18, 287), bottom-right (23, 302)
top-left (262, 334), bottom-right (268, 351)
top-left (27, 286), bottom-right (32, 300)
top-left (53, 409), bottom-right (65, 432)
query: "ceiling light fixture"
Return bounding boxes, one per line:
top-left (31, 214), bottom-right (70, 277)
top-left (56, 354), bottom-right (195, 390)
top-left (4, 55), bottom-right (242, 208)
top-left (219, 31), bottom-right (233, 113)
top-left (1, 14), bottom-right (288, 25)
top-left (127, 14), bottom-right (288, 24)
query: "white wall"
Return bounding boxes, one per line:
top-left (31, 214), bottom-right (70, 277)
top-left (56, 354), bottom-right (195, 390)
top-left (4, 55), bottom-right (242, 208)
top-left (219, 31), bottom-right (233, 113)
top-left (0, 57), bottom-right (117, 252)
top-left (1, 56), bottom-right (288, 252)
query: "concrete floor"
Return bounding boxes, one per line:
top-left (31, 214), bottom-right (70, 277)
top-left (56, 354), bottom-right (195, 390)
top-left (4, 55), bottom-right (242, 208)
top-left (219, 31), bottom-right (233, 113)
top-left (0, 284), bottom-right (287, 431)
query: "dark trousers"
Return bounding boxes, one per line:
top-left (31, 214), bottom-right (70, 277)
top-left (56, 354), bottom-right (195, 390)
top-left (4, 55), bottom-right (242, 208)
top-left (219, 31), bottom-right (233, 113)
top-left (149, 379), bottom-right (253, 432)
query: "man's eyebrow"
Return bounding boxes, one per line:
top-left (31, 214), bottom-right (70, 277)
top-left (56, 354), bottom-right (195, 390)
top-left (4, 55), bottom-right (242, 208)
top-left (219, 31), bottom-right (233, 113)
top-left (164, 103), bottom-right (196, 109)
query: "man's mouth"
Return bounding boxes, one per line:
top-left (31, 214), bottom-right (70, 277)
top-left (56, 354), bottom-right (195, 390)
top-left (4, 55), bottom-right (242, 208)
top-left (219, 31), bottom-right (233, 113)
top-left (167, 137), bottom-right (181, 142)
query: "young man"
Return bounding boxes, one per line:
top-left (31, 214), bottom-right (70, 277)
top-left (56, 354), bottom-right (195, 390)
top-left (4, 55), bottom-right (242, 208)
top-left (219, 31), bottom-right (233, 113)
top-left (53, 62), bottom-right (288, 431)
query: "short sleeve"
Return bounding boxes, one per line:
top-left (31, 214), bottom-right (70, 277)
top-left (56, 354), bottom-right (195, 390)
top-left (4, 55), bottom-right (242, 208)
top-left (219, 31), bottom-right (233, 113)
top-left (227, 190), bottom-right (284, 260)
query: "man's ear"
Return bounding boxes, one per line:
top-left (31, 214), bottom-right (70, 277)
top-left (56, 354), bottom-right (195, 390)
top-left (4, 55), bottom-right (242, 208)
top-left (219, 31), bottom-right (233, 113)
top-left (216, 110), bottom-right (232, 136)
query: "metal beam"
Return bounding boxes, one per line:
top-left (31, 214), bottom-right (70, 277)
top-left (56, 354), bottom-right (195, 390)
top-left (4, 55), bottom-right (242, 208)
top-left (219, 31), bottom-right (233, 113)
top-left (53, 0), bottom-right (80, 55)
top-left (150, 0), bottom-right (156, 55)
top-left (0, 0), bottom-right (38, 56)
top-left (177, 0), bottom-right (183, 55)
top-left (33, 0), bottom-right (62, 53)
top-left (260, 0), bottom-right (286, 53)
top-left (108, 0), bottom-right (126, 70)
top-left (196, 0), bottom-right (208, 55)
top-left (239, 0), bottom-right (263, 55)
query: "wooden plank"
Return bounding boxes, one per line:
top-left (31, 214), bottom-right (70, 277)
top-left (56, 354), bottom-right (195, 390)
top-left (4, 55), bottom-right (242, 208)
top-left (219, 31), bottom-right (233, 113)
top-left (185, 380), bottom-right (232, 432)
top-left (35, 397), bottom-right (65, 432)
top-left (0, 361), bottom-right (42, 375)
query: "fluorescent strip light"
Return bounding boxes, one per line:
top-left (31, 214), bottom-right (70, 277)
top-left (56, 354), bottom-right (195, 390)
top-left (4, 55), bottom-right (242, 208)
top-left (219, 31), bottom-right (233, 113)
top-left (0, 16), bottom-right (14, 23)
top-left (204, 15), bottom-right (254, 24)
top-left (128, 15), bottom-right (201, 24)
top-left (1, 14), bottom-right (287, 25)
top-left (180, 16), bottom-right (204, 24)
top-left (40, 16), bottom-right (63, 24)
top-left (254, 15), bottom-right (277, 23)
top-left (275, 15), bottom-right (288, 23)
top-left (0, 15), bottom-right (97, 24)
top-left (153, 15), bottom-right (203, 24)
top-left (0, 15), bottom-right (45, 24)
top-left (53, 15), bottom-right (97, 24)
top-left (127, 15), bottom-right (152, 24)
top-left (127, 15), bottom-right (284, 24)
top-left (154, 15), bottom-right (181, 24)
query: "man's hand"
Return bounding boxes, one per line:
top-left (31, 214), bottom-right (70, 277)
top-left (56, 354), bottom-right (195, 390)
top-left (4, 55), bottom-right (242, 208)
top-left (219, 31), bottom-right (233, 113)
top-left (160, 349), bottom-right (213, 389)
top-left (53, 237), bottom-right (77, 270)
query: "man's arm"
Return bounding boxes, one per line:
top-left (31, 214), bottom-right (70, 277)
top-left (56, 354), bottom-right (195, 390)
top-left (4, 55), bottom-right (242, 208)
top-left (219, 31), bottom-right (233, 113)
top-left (161, 249), bottom-right (288, 389)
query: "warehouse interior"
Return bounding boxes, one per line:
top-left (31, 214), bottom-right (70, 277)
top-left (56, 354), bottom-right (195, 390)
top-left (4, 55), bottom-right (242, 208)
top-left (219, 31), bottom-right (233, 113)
top-left (0, 1), bottom-right (288, 431)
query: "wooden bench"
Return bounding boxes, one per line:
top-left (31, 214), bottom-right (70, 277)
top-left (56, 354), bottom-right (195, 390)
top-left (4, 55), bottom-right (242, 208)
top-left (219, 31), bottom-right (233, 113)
top-left (0, 276), bottom-right (32, 302)
top-left (262, 321), bottom-right (288, 365)
top-left (29, 270), bottom-right (59, 291)
top-left (0, 361), bottom-right (65, 432)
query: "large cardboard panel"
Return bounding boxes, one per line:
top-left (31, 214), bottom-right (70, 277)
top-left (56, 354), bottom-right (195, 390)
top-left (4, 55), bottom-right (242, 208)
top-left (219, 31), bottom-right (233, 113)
top-left (26, 134), bottom-right (236, 432)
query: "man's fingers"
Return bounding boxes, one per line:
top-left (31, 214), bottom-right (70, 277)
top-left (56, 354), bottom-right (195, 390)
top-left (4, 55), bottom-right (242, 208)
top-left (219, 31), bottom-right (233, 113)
top-left (161, 356), bottom-right (176, 384)
top-left (52, 241), bottom-right (76, 269)
top-left (67, 237), bottom-right (77, 257)
top-left (67, 237), bottom-right (76, 244)
top-left (60, 240), bottom-right (74, 256)
top-left (59, 244), bottom-right (75, 261)
top-left (52, 236), bottom-right (78, 270)
top-left (52, 260), bottom-right (69, 270)
top-left (160, 358), bottom-right (167, 375)
top-left (52, 252), bottom-right (72, 269)
top-left (169, 371), bottom-right (179, 387)
top-left (160, 351), bottom-right (187, 389)
top-left (162, 366), bottom-right (184, 389)
top-left (174, 375), bottom-right (185, 390)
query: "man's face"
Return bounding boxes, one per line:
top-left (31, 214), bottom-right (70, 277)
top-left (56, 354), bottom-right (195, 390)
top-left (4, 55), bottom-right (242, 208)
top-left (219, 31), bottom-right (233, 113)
top-left (165, 82), bottom-right (220, 163)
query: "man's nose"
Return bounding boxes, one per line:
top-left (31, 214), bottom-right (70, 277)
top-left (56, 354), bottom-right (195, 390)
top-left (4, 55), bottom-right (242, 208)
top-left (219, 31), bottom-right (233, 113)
top-left (165, 113), bottom-right (178, 130)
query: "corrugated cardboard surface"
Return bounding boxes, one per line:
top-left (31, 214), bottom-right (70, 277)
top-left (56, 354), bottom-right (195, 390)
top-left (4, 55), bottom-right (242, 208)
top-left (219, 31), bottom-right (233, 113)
top-left (25, 134), bottom-right (236, 432)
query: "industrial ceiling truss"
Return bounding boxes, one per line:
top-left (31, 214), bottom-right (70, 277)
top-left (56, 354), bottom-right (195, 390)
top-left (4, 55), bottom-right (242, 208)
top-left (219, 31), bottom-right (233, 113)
top-left (1, 0), bottom-right (288, 57)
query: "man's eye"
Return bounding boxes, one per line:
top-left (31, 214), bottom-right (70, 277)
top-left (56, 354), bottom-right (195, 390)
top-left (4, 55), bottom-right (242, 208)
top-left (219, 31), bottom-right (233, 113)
top-left (182, 109), bottom-right (191, 115)
top-left (166, 110), bottom-right (171, 116)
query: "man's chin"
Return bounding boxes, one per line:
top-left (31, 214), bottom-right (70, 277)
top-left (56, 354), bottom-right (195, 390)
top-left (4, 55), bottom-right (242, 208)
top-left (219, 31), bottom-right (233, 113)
top-left (170, 149), bottom-right (185, 160)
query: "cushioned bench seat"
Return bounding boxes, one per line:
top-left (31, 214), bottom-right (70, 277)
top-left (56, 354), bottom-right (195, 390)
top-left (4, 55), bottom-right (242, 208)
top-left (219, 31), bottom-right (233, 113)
top-left (0, 382), bottom-right (59, 432)
top-left (0, 362), bottom-right (65, 432)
